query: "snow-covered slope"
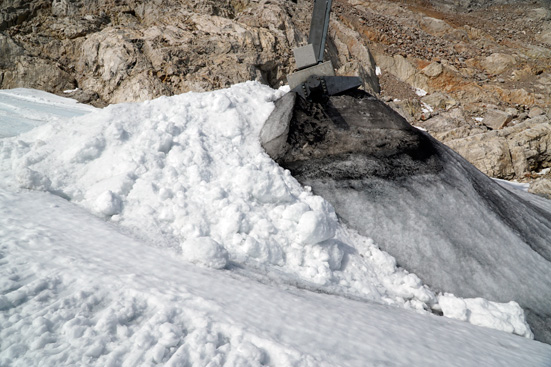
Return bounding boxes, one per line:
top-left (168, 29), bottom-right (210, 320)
top-left (1, 187), bottom-right (551, 366)
top-left (0, 89), bottom-right (95, 138)
top-left (1, 84), bottom-right (550, 365)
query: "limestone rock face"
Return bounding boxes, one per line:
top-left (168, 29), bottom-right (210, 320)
top-left (2, 56), bottom-right (75, 92)
top-left (446, 120), bottom-right (551, 179)
top-left (0, 34), bottom-right (24, 68)
top-left (0, 0), bottom-right (379, 105)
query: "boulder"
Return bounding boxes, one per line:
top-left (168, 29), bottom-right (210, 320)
top-left (482, 109), bottom-right (513, 130)
top-left (530, 178), bottom-right (551, 199)
top-left (421, 62), bottom-right (443, 78)
top-left (259, 92), bottom-right (295, 160)
top-left (419, 16), bottom-right (452, 35)
top-left (373, 52), bottom-right (430, 92)
top-left (445, 120), bottom-right (551, 178)
top-left (421, 92), bottom-right (457, 111)
top-left (480, 53), bottom-right (516, 75)
top-left (446, 133), bottom-right (516, 178)
top-left (528, 7), bottom-right (551, 21)
top-left (507, 121), bottom-right (551, 176)
top-left (537, 27), bottom-right (551, 45)
top-left (529, 107), bottom-right (545, 118)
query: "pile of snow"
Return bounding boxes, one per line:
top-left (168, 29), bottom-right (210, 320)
top-left (0, 83), bottom-right (534, 339)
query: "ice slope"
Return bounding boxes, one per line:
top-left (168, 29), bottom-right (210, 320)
top-left (1, 187), bottom-right (550, 366)
top-left (273, 91), bottom-right (551, 343)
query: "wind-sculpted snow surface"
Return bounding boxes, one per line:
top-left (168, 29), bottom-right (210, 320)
top-left (0, 83), bottom-right (536, 343)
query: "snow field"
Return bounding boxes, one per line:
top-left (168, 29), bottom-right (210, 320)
top-left (0, 83), bottom-right (535, 339)
top-left (0, 189), bottom-right (317, 367)
top-left (0, 88), bottom-right (95, 138)
top-left (1, 188), bottom-right (549, 366)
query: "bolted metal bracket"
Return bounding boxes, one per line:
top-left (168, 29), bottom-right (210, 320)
top-left (286, 0), bottom-right (362, 102)
top-left (292, 75), bottom-right (362, 100)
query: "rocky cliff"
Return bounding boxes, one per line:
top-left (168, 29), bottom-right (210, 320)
top-left (1, 0), bottom-right (551, 192)
top-left (0, 0), bottom-right (379, 104)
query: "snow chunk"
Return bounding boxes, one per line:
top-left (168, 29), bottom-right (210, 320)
top-left (15, 167), bottom-right (51, 191)
top-left (94, 190), bottom-right (122, 216)
top-left (438, 294), bottom-right (534, 339)
top-left (297, 210), bottom-right (336, 244)
top-left (181, 237), bottom-right (229, 269)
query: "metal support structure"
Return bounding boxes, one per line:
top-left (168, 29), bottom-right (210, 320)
top-left (287, 0), bottom-right (362, 100)
top-left (308, 0), bottom-right (332, 64)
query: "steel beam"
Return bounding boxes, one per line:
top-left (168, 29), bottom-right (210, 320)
top-left (308, 0), bottom-right (332, 63)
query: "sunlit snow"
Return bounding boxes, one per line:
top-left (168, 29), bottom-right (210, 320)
top-left (1, 84), bottom-right (550, 366)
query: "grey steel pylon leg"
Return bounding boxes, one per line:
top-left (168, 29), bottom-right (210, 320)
top-left (308, 0), bottom-right (332, 64)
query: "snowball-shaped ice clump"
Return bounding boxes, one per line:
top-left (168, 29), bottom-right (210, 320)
top-left (181, 237), bottom-right (229, 269)
top-left (94, 190), bottom-right (122, 216)
top-left (297, 210), bottom-right (337, 244)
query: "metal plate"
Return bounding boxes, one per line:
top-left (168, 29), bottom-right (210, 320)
top-left (287, 61), bottom-right (335, 90)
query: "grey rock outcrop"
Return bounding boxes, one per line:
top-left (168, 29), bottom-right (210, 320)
top-left (439, 118), bottom-right (551, 179)
top-left (0, 0), bottom-right (379, 105)
top-left (481, 109), bottom-right (513, 130)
